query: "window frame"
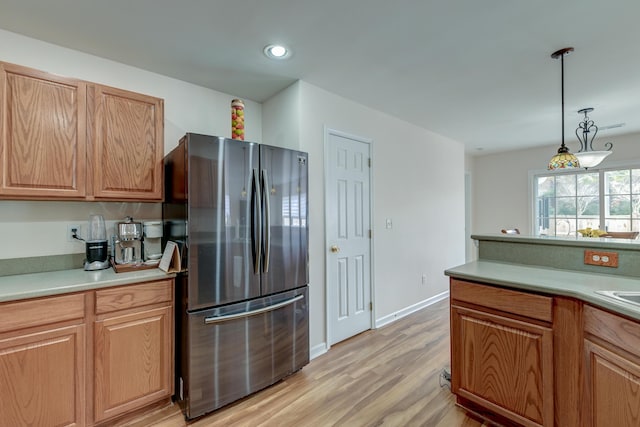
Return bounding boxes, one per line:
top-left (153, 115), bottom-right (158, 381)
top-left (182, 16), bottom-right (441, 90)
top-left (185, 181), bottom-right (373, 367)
top-left (529, 161), bottom-right (640, 236)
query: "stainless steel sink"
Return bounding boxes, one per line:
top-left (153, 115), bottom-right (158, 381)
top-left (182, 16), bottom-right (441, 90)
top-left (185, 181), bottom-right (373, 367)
top-left (597, 290), bottom-right (640, 306)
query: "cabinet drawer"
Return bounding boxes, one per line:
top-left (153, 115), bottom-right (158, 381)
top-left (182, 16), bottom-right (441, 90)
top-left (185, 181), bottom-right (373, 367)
top-left (451, 279), bottom-right (553, 322)
top-left (0, 293), bottom-right (85, 334)
top-left (584, 304), bottom-right (640, 356)
top-left (95, 279), bottom-right (173, 314)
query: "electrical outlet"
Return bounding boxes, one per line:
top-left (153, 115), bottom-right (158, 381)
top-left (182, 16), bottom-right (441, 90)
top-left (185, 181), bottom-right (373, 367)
top-left (584, 250), bottom-right (619, 268)
top-left (67, 224), bottom-right (81, 242)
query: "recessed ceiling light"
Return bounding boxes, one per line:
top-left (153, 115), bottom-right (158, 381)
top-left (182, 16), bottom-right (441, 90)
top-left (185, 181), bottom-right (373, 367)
top-left (264, 44), bottom-right (290, 59)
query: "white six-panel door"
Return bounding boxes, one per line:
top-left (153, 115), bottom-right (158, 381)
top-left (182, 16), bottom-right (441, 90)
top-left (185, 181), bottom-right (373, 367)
top-left (326, 129), bottom-right (372, 345)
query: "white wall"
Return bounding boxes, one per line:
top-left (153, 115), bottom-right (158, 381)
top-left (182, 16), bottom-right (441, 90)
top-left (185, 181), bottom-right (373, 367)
top-left (262, 82), bottom-right (466, 351)
top-left (0, 29), bottom-right (262, 259)
top-left (471, 131), bottom-right (640, 238)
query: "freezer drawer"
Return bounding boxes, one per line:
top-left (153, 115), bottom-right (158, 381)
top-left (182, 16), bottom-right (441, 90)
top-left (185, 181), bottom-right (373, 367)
top-left (180, 287), bottom-right (309, 419)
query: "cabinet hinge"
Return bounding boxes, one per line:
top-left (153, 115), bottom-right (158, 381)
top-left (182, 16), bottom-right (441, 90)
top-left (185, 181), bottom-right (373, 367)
top-left (369, 229), bottom-right (372, 239)
top-left (369, 301), bottom-right (373, 311)
top-left (368, 158), bottom-right (371, 167)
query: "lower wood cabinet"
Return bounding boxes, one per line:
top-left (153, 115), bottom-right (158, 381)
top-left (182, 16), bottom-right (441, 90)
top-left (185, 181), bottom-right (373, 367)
top-left (450, 279), bottom-right (554, 427)
top-left (0, 324), bottom-right (86, 427)
top-left (93, 279), bottom-right (174, 424)
top-left (451, 278), bottom-right (640, 427)
top-left (0, 293), bottom-right (86, 426)
top-left (0, 278), bottom-right (173, 427)
top-left (583, 305), bottom-right (640, 427)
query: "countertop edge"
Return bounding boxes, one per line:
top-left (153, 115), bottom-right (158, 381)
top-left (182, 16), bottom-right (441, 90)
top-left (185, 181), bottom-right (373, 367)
top-left (446, 260), bottom-right (640, 321)
top-left (0, 268), bottom-right (177, 303)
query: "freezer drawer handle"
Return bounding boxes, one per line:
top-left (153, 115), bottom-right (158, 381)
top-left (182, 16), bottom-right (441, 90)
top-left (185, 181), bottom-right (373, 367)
top-left (204, 294), bottom-right (304, 324)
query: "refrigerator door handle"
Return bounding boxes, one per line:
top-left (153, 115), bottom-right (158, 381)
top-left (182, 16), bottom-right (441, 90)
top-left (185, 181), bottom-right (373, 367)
top-left (261, 169), bottom-right (271, 273)
top-left (251, 168), bottom-right (261, 274)
top-left (203, 294), bottom-right (304, 324)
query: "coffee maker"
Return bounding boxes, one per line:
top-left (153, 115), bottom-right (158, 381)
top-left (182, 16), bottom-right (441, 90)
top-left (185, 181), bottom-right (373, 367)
top-left (84, 214), bottom-right (109, 271)
top-left (114, 216), bottom-right (143, 264)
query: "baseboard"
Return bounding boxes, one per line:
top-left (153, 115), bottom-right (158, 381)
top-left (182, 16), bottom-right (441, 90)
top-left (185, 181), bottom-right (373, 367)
top-left (375, 290), bottom-right (449, 328)
top-left (310, 342), bottom-right (328, 360)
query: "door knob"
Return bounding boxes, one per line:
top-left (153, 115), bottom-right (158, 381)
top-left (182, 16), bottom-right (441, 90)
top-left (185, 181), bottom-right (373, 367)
top-left (330, 245), bottom-right (340, 253)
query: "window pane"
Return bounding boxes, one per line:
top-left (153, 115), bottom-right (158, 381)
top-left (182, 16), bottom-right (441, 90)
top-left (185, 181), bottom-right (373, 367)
top-left (537, 217), bottom-right (553, 235)
top-left (632, 170), bottom-right (640, 194)
top-left (556, 197), bottom-right (576, 215)
top-left (536, 176), bottom-right (555, 197)
top-left (633, 196), bottom-right (640, 219)
top-left (606, 170), bottom-right (631, 195)
top-left (606, 219), bottom-right (632, 232)
top-left (555, 218), bottom-right (576, 236)
top-left (607, 195), bottom-right (631, 216)
top-left (577, 196), bottom-right (599, 216)
top-left (556, 174), bottom-right (576, 197)
top-left (577, 173), bottom-right (599, 196)
top-left (577, 218), bottom-right (600, 230)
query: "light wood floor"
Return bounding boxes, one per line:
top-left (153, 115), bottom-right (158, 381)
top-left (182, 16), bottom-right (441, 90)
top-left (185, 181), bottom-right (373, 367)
top-left (125, 299), bottom-right (486, 427)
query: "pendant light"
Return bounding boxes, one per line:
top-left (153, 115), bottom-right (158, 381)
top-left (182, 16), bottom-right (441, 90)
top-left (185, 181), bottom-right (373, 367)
top-left (572, 107), bottom-right (613, 169)
top-left (548, 47), bottom-right (580, 170)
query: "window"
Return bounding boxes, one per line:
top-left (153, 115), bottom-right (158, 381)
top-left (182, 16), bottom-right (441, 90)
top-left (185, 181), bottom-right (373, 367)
top-left (534, 167), bottom-right (640, 236)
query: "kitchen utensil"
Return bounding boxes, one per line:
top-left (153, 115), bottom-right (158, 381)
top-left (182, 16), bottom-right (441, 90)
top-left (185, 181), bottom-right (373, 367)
top-left (84, 214), bottom-right (109, 271)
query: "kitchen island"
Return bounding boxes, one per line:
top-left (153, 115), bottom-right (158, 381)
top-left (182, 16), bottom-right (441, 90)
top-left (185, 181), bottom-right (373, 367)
top-left (445, 234), bottom-right (640, 427)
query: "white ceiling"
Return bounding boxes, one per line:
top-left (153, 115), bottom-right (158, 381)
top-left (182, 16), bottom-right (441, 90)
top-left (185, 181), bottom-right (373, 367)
top-left (1, 0), bottom-right (639, 155)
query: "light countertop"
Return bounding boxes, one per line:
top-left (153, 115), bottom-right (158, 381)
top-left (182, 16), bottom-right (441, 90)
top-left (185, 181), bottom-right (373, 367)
top-left (0, 267), bottom-right (175, 303)
top-left (446, 260), bottom-right (640, 321)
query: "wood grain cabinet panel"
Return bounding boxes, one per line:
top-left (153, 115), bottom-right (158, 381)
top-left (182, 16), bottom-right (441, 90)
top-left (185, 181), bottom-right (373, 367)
top-left (93, 280), bottom-right (174, 424)
top-left (91, 85), bottom-right (163, 200)
top-left (0, 61), bottom-right (164, 201)
top-left (0, 324), bottom-right (86, 427)
top-left (94, 305), bottom-right (172, 423)
top-left (450, 279), bottom-right (554, 427)
top-left (451, 304), bottom-right (554, 427)
top-left (0, 62), bottom-right (86, 198)
top-left (583, 305), bottom-right (640, 427)
top-left (583, 339), bottom-right (640, 427)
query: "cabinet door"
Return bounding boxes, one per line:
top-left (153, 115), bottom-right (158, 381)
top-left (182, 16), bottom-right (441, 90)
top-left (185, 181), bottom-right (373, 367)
top-left (0, 62), bottom-right (86, 198)
top-left (91, 84), bottom-right (163, 200)
top-left (0, 324), bottom-right (86, 426)
top-left (584, 339), bottom-right (640, 427)
top-left (94, 305), bottom-right (172, 423)
top-left (451, 304), bottom-right (554, 427)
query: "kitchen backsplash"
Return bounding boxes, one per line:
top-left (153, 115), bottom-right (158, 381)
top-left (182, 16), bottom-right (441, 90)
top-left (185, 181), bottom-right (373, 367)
top-left (0, 200), bottom-right (161, 261)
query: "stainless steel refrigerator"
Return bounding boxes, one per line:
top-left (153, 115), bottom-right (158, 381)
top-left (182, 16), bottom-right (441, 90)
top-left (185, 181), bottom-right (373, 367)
top-left (163, 133), bottom-right (309, 419)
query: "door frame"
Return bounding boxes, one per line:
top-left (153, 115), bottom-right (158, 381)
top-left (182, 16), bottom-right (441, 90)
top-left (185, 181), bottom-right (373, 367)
top-left (323, 126), bottom-right (375, 350)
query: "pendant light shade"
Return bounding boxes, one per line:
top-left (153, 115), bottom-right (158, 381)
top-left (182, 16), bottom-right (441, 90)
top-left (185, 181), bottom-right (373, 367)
top-left (573, 151), bottom-right (611, 168)
top-left (548, 47), bottom-right (580, 170)
top-left (549, 147), bottom-right (580, 169)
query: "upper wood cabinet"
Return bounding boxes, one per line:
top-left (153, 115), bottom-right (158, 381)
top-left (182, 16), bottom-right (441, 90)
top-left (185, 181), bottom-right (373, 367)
top-left (90, 85), bottom-right (163, 200)
top-left (0, 61), bottom-right (164, 201)
top-left (0, 62), bottom-right (87, 198)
